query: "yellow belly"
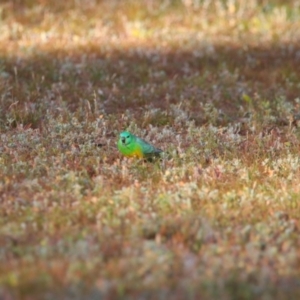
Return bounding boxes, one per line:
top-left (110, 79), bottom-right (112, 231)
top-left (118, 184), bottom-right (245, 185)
top-left (126, 148), bottom-right (143, 158)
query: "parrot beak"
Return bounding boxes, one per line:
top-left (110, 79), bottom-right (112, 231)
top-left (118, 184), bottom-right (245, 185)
top-left (121, 137), bottom-right (126, 144)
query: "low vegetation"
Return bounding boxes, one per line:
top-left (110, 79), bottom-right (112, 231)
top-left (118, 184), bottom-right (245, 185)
top-left (1, 0), bottom-right (300, 299)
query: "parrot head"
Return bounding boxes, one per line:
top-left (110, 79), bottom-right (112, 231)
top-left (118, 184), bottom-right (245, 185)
top-left (119, 131), bottom-right (134, 146)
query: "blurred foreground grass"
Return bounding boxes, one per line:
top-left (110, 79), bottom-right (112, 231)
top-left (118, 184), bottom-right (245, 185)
top-left (1, 0), bottom-right (300, 299)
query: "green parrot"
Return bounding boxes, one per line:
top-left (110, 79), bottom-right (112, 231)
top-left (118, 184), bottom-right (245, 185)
top-left (117, 131), bottom-right (162, 159)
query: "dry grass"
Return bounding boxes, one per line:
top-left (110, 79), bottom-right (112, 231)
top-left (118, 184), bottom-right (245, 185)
top-left (1, 0), bottom-right (300, 299)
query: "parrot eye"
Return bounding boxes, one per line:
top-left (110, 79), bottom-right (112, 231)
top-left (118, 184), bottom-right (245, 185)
top-left (127, 135), bottom-right (130, 138)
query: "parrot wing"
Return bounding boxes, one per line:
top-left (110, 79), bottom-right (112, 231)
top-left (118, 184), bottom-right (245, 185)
top-left (136, 137), bottom-right (162, 156)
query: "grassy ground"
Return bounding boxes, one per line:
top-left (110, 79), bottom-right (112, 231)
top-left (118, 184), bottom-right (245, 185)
top-left (1, 0), bottom-right (300, 299)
